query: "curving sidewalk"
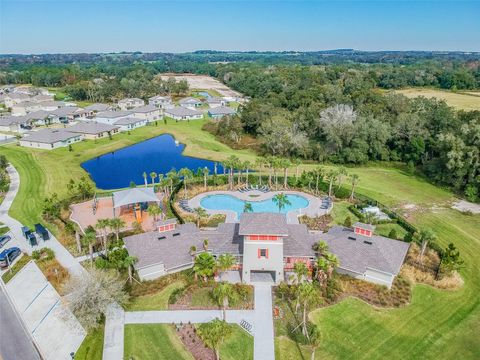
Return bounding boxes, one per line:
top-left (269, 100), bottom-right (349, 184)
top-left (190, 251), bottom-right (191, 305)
top-left (188, 189), bottom-right (332, 224)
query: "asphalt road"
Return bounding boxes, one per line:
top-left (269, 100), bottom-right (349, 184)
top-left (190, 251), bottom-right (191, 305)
top-left (0, 285), bottom-right (41, 360)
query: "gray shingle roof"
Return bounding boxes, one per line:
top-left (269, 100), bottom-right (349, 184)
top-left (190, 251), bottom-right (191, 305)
top-left (66, 122), bottom-right (119, 135)
top-left (50, 106), bottom-right (83, 117)
top-left (321, 226), bottom-right (410, 275)
top-left (238, 213), bottom-right (289, 236)
top-left (113, 117), bottom-right (145, 126)
top-left (179, 97), bottom-right (201, 105)
top-left (21, 129), bottom-right (80, 144)
top-left (24, 110), bottom-right (50, 120)
top-left (165, 107), bottom-right (202, 117)
top-left (208, 106), bottom-right (235, 116)
top-left (131, 104), bottom-right (158, 113)
top-left (0, 116), bottom-right (27, 126)
top-left (96, 110), bottom-right (132, 118)
top-left (85, 103), bottom-right (111, 112)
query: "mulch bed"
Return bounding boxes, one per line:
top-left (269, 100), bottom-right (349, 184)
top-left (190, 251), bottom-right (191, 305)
top-left (175, 323), bottom-right (215, 360)
top-left (299, 214), bottom-right (333, 231)
top-left (169, 286), bottom-right (219, 310)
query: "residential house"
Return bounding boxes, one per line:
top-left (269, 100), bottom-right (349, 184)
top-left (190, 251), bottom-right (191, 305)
top-left (48, 107), bottom-right (88, 124)
top-left (11, 101), bottom-right (43, 115)
top-left (94, 110), bottom-right (133, 125)
top-left (0, 116), bottom-right (28, 132)
top-left (148, 95), bottom-right (172, 109)
top-left (179, 97), bottom-right (202, 109)
top-left (4, 93), bottom-right (31, 108)
top-left (24, 110), bottom-right (51, 126)
top-left (208, 106), bottom-right (236, 119)
top-left (32, 94), bottom-right (55, 103)
top-left (130, 104), bottom-right (162, 123)
top-left (164, 107), bottom-right (203, 121)
top-left (124, 213), bottom-right (409, 287)
top-left (66, 122), bottom-right (120, 140)
top-left (113, 117), bottom-right (148, 131)
top-left (118, 98), bottom-right (145, 110)
top-left (19, 129), bottom-right (83, 150)
top-left (84, 103), bottom-right (112, 114)
top-left (207, 97), bottom-right (227, 108)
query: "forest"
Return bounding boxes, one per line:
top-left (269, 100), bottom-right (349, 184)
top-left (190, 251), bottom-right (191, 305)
top-left (0, 53), bottom-right (478, 201)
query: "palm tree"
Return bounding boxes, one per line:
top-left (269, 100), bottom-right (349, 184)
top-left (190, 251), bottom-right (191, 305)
top-left (193, 207), bottom-right (208, 227)
top-left (198, 319), bottom-right (232, 360)
top-left (349, 174), bottom-right (359, 200)
top-left (255, 158), bottom-right (265, 186)
top-left (293, 261), bottom-right (308, 284)
top-left (217, 253), bottom-right (236, 273)
top-left (149, 172), bottom-right (157, 186)
top-left (166, 169), bottom-right (178, 194)
top-left (142, 171), bottom-right (148, 188)
top-left (272, 193), bottom-right (291, 213)
top-left (272, 157), bottom-right (281, 190)
top-left (109, 217), bottom-right (125, 242)
top-left (336, 166), bottom-right (348, 192)
top-left (178, 168), bottom-right (193, 198)
top-left (324, 252), bottom-right (339, 279)
top-left (243, 161), bottom-right (251, 187)
top-left (280, 158), bottom-right (291, 188)
top-left (313, 241), bottom-right (329, 257)
top-left (308, 325), bottom-right (321, 360)
top-left (122, 256), bottom-right (137, 284)
top-left (225, 155), bottom-right (240, 190)
top-left (212, 282), bottom-right (237, 320)
top-left (203, 239), bottom-right (209, 251)
top-left (189, 245), bottom-right (197, 260)
top-left (243, 202), bottom-right (253, 213)
top-left (313, 167), bottom-right (324, 195)
top-left (293, 158), bottom-right (302, 180)
top-left (202, 167), bottom-right (210, 190)
top-left (95, 218), bottom-right (111, 254)
top-left (147, 203), bottom-right (162, 221)
top-left (326, 169), bottom-right (339, 197)
top-left (81, 231), bottom-right (97, 265)
top-left (418, 228), bottom-right (437, 264)
top-left (299, 282), bottom-right (316, 336)
top-left (193, 252), bottom-right (216, 282)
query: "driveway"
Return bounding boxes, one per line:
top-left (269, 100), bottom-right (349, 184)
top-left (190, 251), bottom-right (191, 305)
top-left (253, 285), bottom-right (275, 360)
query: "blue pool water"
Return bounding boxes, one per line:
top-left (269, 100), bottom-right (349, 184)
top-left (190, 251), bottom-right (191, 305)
top-left (81, 134), bottom-right (224, 190)
top-left (198, 91), bottom-right (211, 99)
top-left (200, 194), bottom-right (309, 218)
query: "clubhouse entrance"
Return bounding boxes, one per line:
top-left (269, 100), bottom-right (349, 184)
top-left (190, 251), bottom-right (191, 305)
top-left (250, 270), bottom-right (276, 284)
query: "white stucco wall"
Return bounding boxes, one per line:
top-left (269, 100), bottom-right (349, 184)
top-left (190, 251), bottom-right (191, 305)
top-left (242, 240), bottom-right (284, 284)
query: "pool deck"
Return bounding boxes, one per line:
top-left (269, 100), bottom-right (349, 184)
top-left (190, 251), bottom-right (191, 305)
top-left (187, 190), bottom-right (332, 224)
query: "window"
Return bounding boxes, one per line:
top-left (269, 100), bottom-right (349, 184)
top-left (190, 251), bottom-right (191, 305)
top-left (257, 248), bottom-right (269, 259)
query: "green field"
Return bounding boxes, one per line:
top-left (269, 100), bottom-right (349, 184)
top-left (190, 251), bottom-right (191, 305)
top-left (75, 325), bottom-right (105, 360)
top-left (125, 280), bottom-right (185, 311)
top-left (393, 88), bottom-right (480, 111)
top-left (124, 324), bottom-right (253, 360)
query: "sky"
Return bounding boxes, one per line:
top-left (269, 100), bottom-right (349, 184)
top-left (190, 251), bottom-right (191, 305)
top-left (0, 0), bottom-right (479, 54)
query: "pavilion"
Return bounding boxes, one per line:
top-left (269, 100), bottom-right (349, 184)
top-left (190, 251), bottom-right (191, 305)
top-left (112, 187), bottom-right (161, 222)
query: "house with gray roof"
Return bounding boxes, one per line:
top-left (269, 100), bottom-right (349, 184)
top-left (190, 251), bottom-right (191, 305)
top-left (179, 97), bottom-right (202, 109)
top-left (113, 116), bottom-right (148, 131)
top-left (4, 93), bottom-right (31, 108)
top-left (66, 122), bottom-right (120, 139)
top-left (19, 128), bottom-right (83, 150)
top-left (118, 98), bottom-right (145, 110)
top-left (0, 116), bottom-right (28, 132)
top-left (130, 104), bottom-right (162, 122)
top-left (124, 213), bottom-right (409, 287)
top-left (48, 106), bottom-right (88, 123)
top-left (85, 103), bottom-right (112, 113)
top-left (208, 106), bottom-right (236, 119)
top-left (95, 110), bottom-right (132, 125)
top-left (164, 106), bottom-right (203, 121)
top-left (207, 97), bottom-right (227, 108)
top-left (148, 95), bottom-right (172, 109)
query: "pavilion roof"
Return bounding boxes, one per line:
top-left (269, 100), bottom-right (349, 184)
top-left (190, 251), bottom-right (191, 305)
top-left (112, 187), bottom-right (159, 208)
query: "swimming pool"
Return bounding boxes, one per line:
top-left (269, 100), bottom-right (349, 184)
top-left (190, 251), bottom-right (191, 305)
top-left (200, 194), bottom-right (309, 218)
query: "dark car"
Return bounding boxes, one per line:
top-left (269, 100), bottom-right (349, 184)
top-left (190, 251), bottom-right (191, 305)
top-left (0, 247), bottom-right (21, 268)
top-left (27, 233), bottom-right (37, 247)
top-left (0, 235), bottom-right (11, 248)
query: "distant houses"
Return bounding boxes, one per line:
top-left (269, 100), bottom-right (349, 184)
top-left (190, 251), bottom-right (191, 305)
top-left (164, 106), bottom-right (203, 121)
top-left (179, 97), bottom-right (202, 109)
top-left (95, 110), bottom-right (133, 124)
top-left (148, 95), bottom-right (172, 109)
top-left (118, 98), bottom-right (145, 110)
top-left (113, 117), bottom-right (148, 131)
top-left (66, 122), bottom-right (120, 140)
top-left (130, 104), bottom-right (162, 122)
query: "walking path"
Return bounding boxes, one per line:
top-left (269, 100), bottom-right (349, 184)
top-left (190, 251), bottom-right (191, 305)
top-left (253, 285), bottom-right (275, 360)
top-left (188, 190), bottom-right (332, 224)
top-left (103, 304), bottom-right (125, 360)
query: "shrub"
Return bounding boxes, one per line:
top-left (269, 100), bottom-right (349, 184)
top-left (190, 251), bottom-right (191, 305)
top-left (388, 229), bottom-right (398, 239)
top-left (344, 216), bottom-right (352, 228)
top-left (168, 287), bottom-right (186, 304)
top-left (32, 247), bottom-right (55, 262)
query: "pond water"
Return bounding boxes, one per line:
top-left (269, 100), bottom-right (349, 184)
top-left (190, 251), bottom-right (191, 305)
top-left (200, 194), bottom-right (309, 219)
top-left (81, 134), bottom-right (224, 190)
top-left (197, 91), bottom-right (211, 99)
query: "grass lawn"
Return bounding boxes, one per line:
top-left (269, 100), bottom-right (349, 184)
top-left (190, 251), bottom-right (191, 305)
top-left (392, 88), bottom-right (480, 111)
top-left (125, 280), bottom-right (185, 311)
top-left (190, 286), bottom-right (217, 307)
top-left (219, 324), bottom-right (254, 360)
top-left (374, 222), bottom-right (408, 239)
top-left (1, 254), bottom-right (31, 283)
top-left (0, 226), bottom-right (10, 235)
top-left (329, 200), bottom-right (358, 226)
top-left (75, 324), bottom-right (105, 360)
top-left (124, 324), bottom-right (194, 360)
top-left (276, 207), bottom-right (480, 360)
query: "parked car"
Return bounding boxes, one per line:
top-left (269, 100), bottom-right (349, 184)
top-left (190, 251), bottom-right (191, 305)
top-left (34, 223), bottom-right (50, 241)
top-left (0, 247), bottom-right (21, 268)
top-left (21, 226), bottom-right (31, 238)
top-left (0, 235), bottom-right (11, 248)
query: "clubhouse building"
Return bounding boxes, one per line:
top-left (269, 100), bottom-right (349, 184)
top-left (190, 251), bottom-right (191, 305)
top-left (124, 213), bottom-right (409, 288)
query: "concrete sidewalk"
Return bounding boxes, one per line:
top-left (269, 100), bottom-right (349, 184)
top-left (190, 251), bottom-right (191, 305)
top-left (103, 304), bottom-right (125, 360)
top-left (253, 285), bottom-right (275, 360)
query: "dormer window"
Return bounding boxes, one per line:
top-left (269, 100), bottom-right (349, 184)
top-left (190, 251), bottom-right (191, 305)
top-left (353, 222), bottom-right (375, 238)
